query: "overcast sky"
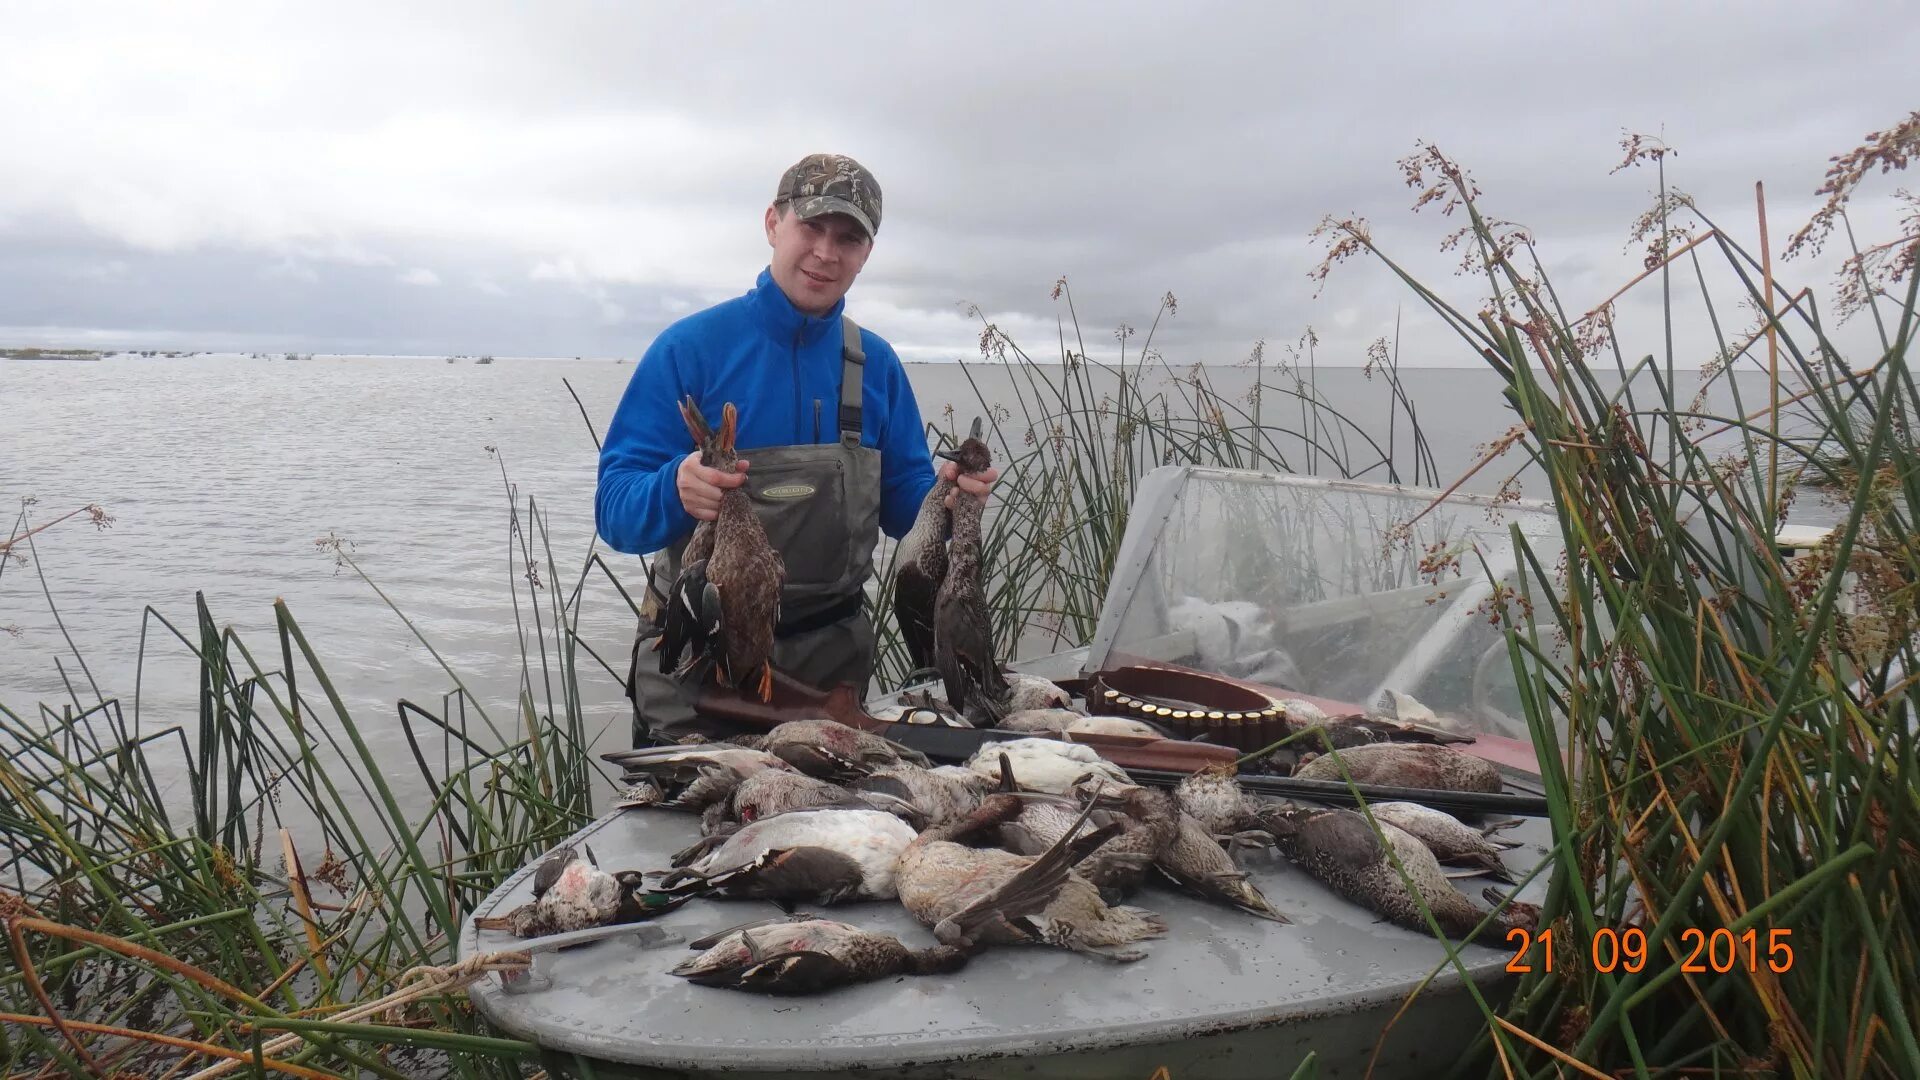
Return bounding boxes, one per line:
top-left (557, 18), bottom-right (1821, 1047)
top-left (3, 1), bottom-right (1915, 366)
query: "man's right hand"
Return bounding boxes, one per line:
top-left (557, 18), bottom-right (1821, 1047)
top-left (677, 452), bottom-right (749, 521)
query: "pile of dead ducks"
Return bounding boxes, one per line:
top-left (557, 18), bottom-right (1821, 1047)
top-left (473, 716), bottom-right (1540, 997)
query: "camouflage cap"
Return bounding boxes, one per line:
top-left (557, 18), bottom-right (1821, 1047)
top-left (775, 153), bottom-right (882, 238)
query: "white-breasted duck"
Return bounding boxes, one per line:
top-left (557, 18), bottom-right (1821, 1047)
top-left (654, 808), bottom-right (918, 905)
top-left (695, 769), bottom-right (886, 837)
top-left (1367, 802), bottom-right (1522, 883)
top-left (1004, 673), bottom-right (1075, 713)
top-left (963, 737), bottom-right (1132, 795)
top-left (996, 708), bottom-right (1087, 734)
top-left (1063, 715), bottom-right (1163, 738)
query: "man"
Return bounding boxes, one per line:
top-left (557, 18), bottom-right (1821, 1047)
top-left (596, 153), bottom-right (997, 745)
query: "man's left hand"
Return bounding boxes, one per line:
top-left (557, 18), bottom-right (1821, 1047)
top-left (939, 460), bottom-right (1000, 508)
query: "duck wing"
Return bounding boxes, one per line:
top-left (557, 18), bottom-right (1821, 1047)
top-left (529, 846), bottom-right (580, 900)
top-left (934, 585), bottom-right (1008, 726)
top-left (893, 561), bottom-right (942, 673)
top-left (684, 519), bottom-right (714, 565)
top-left (934, 820), bottom-right (1126, 947)
top-left (656, 558), bottom-right (712, 676)
top-left (671, 579), bottom-right (728, 687)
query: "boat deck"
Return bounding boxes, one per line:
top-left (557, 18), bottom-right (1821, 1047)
top-left (460, 779), bottom-right (1551, 1079)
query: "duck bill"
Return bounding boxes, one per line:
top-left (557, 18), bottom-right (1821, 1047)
top-left (933, 448), bottom-right (962, 464)
top-left (720, 402), bottom-right (738, 455)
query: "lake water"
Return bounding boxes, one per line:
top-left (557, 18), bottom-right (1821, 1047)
top-left (1, 352), bottom-right (1817, 819)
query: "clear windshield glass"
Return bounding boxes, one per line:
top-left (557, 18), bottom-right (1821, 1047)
top-left (1086, 468), bottom-right (1566, 742)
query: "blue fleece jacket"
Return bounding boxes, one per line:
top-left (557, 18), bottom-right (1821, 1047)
top-left (595, 268), bottom-right (936, 557)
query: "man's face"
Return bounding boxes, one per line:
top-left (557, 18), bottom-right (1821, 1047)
top-left (764, 204), bottom-right (872, 317)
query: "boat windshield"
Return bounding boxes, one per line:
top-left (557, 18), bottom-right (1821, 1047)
top-left (1082, 467), bottom-right (1566, 743)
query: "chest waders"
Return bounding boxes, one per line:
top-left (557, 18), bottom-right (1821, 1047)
top-left (626, 316), bottom-right (885, 745)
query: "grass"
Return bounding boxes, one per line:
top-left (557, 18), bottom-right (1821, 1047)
top-left (0, 469), bottom-right (621, 1077)
top-left (1303, 120), bottom-right (1920, 1077)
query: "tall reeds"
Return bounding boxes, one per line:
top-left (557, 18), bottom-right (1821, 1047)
top-left (0, 470), bottom-right (622, 1076)
top-left (867, 286), bottom-right (1439, 689)
top-left (1310, 120), bottom-right (1920, 1077)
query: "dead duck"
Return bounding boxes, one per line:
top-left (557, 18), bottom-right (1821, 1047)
top-left (1005, 673), bottom-right (1075, 713)
top-left (669, 915), bottom-right (970, 995)
top-left (894, 789), bottom-right (1166, 962)
top-left (1172, 765), bottom-right (1266, 839)
top-left (1292, 742), bottom-right (1503, 794)
top-left (963, 737), bottom-right (1132, 795)
top-left (602, 745), bottom-right (795, 811)
top-left (758, 718), bottom-right (931, 782)
top-left (932, 436), bottom-right (1010, 726)
top-left (997, 708), bottom-right (1089, 734)
top-left (1367, 802), bottom-right (1521, 883)
top-left (851, 764), bottom-right (994, 830)
top-left (654, 808), bottom-right (918, 905)
top-left (654, 513), bottom-right (716, 677)
top-left (892, 419), bottom-right (984, 676)
top-left (998, 784), bottom-right (1179, 899)
top-left (1280, 697), bottom-right (1473, 753)
top-left (1257, 803), bottom-right (1536, 941)
top-left (697, 769), bottom-right (885, 837)
top-left (474, 846), bottom-right (687, 938)
top-left (674, 397), bottom-right (786, 702)
top-left (870, 690), bottom-right (973, 728)
top-left (1158, 810), bottom-right (1292, 922)
top-left (1064, 715), bottom-right (1164, 738)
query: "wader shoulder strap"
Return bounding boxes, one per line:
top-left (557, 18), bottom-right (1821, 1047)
top-left (838, 315), bottom-right (865, 449)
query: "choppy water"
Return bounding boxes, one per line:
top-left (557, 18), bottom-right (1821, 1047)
top-left (1, 352), bottom-right (1815, 815)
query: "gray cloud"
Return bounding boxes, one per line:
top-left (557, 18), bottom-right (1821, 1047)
top-left (1, 1), bottom-right (1913, 366)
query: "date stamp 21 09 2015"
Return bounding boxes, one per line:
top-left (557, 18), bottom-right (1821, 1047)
top-left (1504, 926), bottom-right (1795, 975)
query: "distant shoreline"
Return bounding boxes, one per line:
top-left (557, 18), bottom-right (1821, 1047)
top-left (0, 348), bottom-right (1501, 370)
top-left (0, 347), bottom-right (108, 361)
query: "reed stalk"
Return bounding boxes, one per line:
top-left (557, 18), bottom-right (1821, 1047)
top-left (1311, 120), bottom-right (1920, 1078)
